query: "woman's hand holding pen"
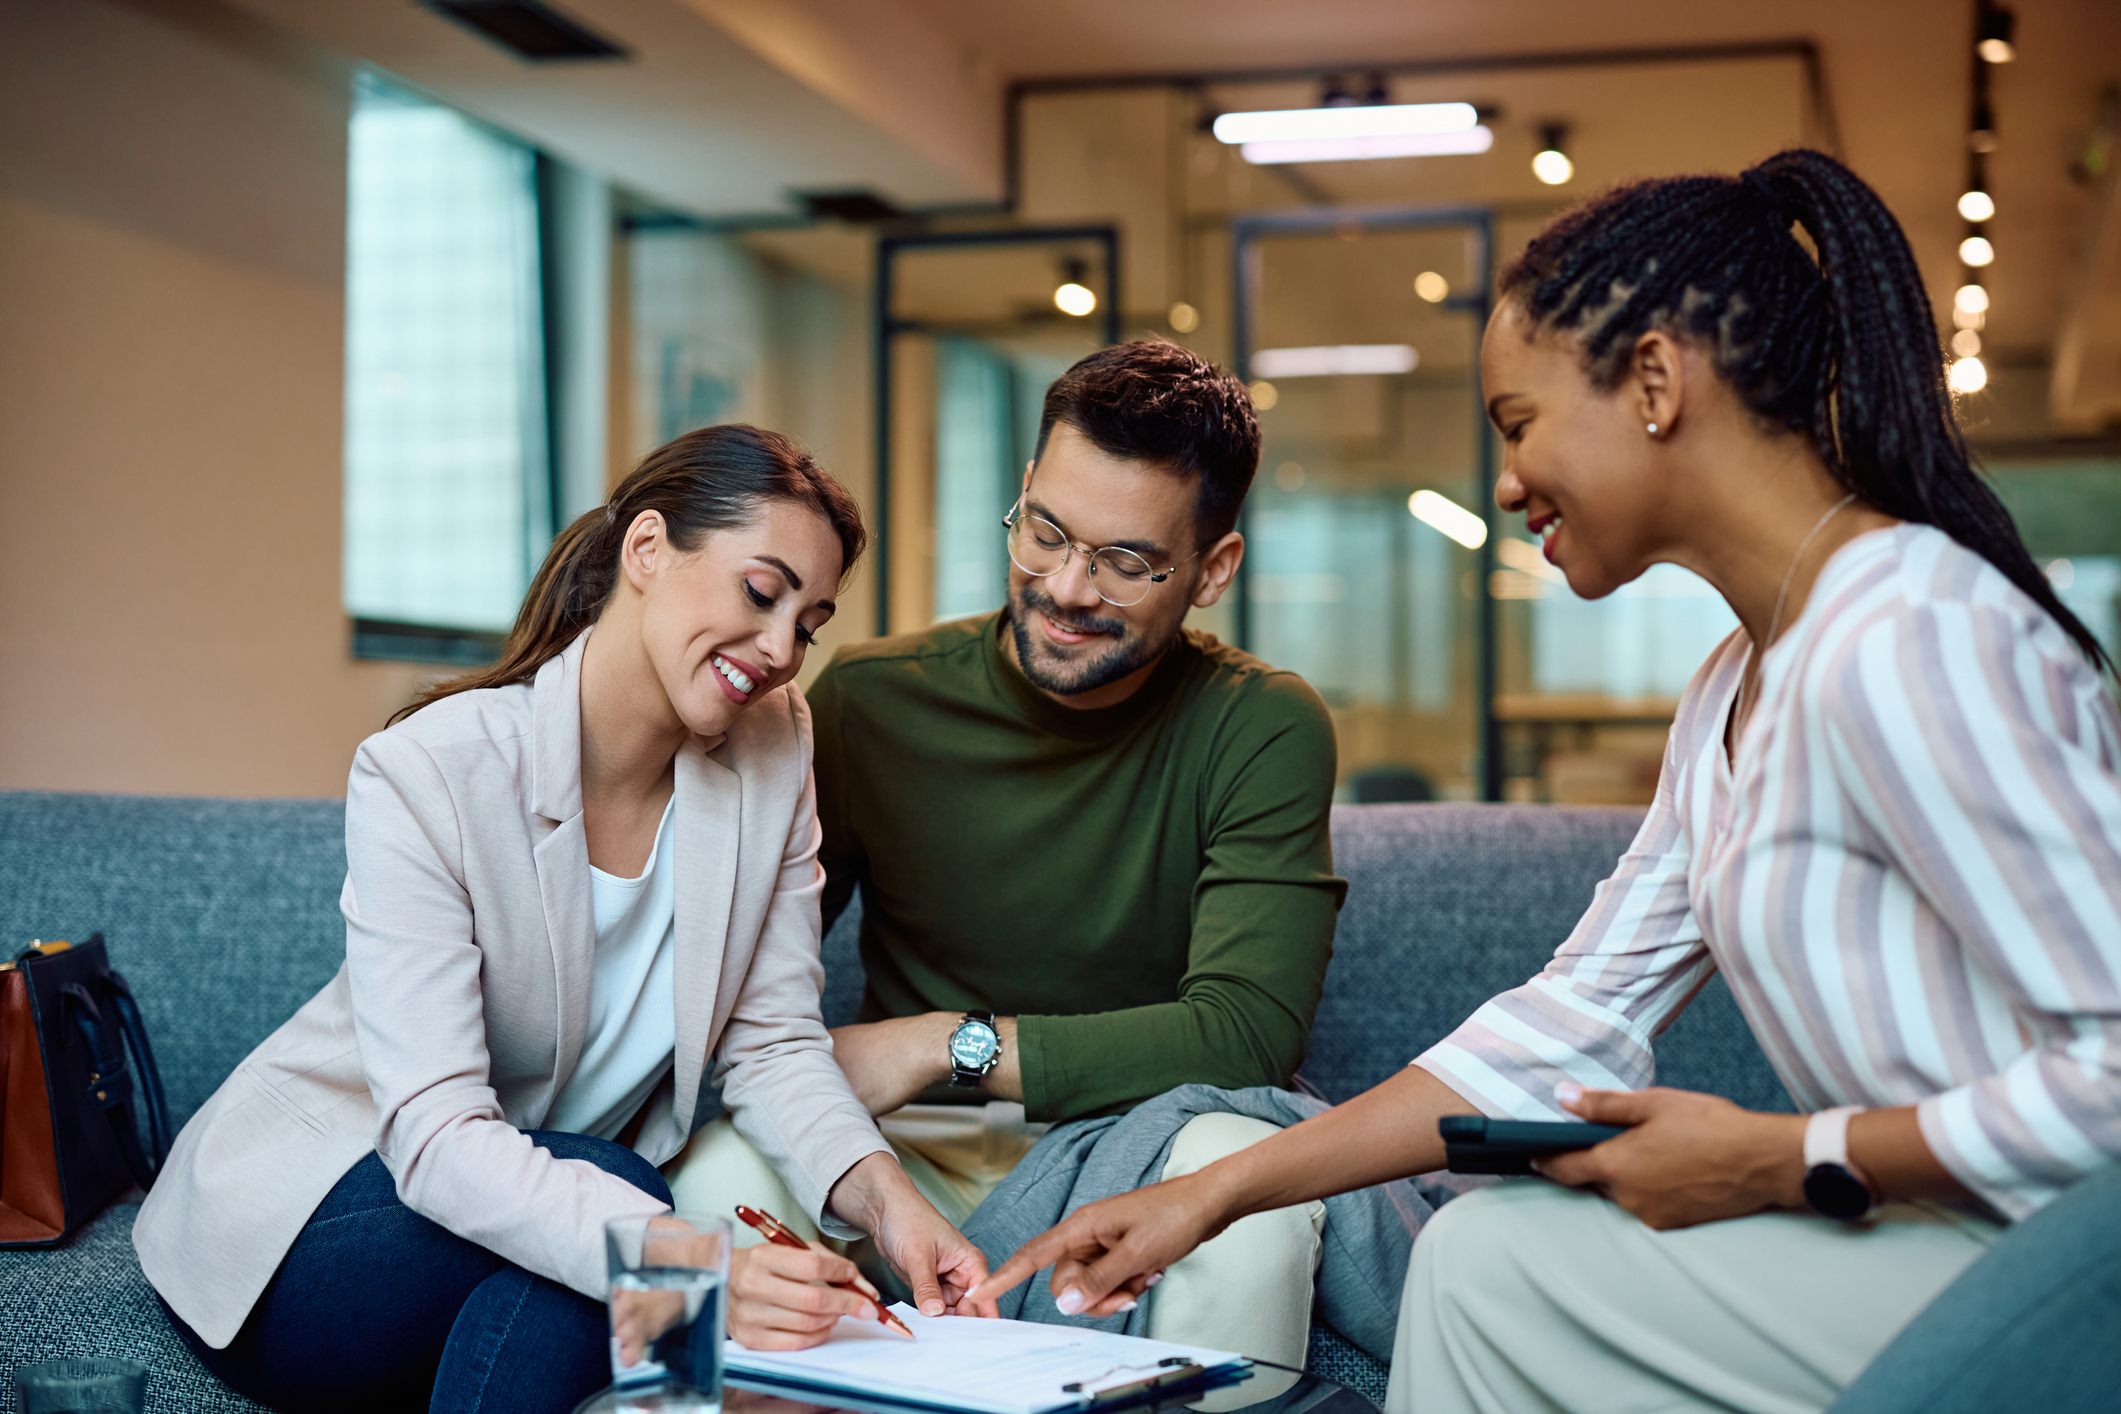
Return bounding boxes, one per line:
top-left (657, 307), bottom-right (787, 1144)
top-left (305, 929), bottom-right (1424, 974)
top-left (727, 1242), bottom-right (895, 1350)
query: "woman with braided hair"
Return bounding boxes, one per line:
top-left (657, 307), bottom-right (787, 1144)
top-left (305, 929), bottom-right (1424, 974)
top-left (973, 148), bottom-right (2121, 1412)
top-left (138, 425), bottom-right (993, 1412)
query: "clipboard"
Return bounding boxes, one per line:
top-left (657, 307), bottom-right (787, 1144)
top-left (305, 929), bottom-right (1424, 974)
top-left (722, 1305), bottom-right (1250, 1414)
top-left (1064, 1357), bottom-right (1211, 1405)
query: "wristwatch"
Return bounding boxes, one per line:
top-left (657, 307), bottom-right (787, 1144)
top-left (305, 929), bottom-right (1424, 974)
top-left (1802, 1105), bottom-right (1876, 1221)
top-left (947, 1011), bottom-right (1001, 1088)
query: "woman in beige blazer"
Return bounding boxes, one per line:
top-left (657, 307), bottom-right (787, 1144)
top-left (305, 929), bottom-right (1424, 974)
top-left (135, 426), bottom-right (989, 1413)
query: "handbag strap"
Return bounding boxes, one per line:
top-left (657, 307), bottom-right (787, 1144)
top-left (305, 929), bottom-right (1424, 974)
top-left (59, 982), bottom-right (159, 1191)
top-left (101, 970), bottom-right (171, 1165)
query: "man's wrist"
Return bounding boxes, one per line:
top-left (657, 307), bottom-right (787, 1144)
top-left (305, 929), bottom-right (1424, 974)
top-left (926, 1012), bottom-right (962, 1088)
top-left (828, 1149), bottom-right (908, 1231)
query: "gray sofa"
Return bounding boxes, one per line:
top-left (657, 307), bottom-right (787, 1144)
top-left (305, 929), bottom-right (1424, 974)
top-left (0, 792), bottom-right (1789, 1411)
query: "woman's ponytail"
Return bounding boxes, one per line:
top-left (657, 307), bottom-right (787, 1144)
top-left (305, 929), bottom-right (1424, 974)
top-left (1501, 147), bottom-right (2111, 672)
top-left (1749, 151), bottom-right (2108, 670)
top-left (389, 424), bottom-right (865, 725)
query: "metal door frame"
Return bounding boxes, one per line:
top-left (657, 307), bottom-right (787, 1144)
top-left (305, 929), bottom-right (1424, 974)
top-left (872, 226), bottom-right (1122, 636)
top-left (1229, 205), bottom-right (1501, 799)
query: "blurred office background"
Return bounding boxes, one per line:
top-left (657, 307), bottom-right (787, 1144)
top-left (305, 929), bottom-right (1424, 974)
top-left (3, 0), bottom-right (2118, 803)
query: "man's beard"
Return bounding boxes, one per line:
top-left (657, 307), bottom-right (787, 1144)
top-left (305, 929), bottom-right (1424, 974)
top-left (1008, 584), bottom-right (1176, 697)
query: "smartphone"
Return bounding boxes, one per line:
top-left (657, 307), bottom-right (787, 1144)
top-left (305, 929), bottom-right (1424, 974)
top-left (1439, 1114), bottom-right (1628, 1175)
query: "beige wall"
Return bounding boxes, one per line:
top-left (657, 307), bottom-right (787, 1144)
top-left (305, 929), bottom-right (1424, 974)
top-left (0, 0), bottom-right (427, 798)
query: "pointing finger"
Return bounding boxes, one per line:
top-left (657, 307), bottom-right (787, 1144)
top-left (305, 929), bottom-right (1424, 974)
top-left (970, 1228), bottom-right (1080, 1303)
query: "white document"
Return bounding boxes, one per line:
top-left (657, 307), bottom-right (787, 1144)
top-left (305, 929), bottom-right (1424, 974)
top-left (724, 1304), bottom-right (1247, 1414)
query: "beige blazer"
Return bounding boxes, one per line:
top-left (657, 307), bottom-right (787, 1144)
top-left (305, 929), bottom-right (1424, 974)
top-left (134, 632), bottom-right (890, 1349)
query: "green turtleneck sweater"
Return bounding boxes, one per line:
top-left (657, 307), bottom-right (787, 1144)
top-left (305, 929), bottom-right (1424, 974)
top-left (807, 611), bottom-right (1344, 1123)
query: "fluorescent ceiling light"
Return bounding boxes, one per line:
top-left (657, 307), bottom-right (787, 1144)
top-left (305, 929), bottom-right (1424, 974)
top-left (1213, 103), bottom-right (1480, 145)
top-left (1252, 344), bottom-right (1418, 378)
top-left (1409, 489), bottom-right (1488, 549)
top-left (1239, 128), bottom-right (1494, 165)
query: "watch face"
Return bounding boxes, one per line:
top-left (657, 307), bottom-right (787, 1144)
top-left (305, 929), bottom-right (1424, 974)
top-left (950, 1020), bottom-right (999, 1070)
top-left (1804, 1164), bottom-right (1872, 1220)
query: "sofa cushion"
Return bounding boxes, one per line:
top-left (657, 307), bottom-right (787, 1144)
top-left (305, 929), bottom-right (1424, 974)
top-left (0, 792), bottom-right (348, 1130)
top-left (1310, 803), bottom-right (1791, 1112)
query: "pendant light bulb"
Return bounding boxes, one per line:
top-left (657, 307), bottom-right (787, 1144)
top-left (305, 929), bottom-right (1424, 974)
top-left (1053, 258), bottom-right (1096, 317)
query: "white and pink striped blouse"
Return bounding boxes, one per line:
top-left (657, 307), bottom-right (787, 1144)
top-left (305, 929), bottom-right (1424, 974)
top-left (1416, 523), bottom-right (2121, 1220)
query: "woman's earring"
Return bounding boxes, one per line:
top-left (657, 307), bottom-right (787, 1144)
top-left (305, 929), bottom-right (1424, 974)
top-left (1646, 423), bottom-right (1660, 436)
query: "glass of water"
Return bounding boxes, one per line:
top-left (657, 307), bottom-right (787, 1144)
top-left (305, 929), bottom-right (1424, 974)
top-left (603, 1212), bottom-right (732, 1411)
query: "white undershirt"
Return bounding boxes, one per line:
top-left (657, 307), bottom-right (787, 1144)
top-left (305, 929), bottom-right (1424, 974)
top-left (545, 796), bottom-right (678, 1142)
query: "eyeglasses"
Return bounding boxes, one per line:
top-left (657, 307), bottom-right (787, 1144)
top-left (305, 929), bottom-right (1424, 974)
top-left (1002, 503), bottom-right (1199, 608)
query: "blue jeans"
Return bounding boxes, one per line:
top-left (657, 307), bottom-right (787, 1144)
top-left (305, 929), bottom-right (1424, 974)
top-left (1832, 1165), bottom-right (2121, 1414)
top-left (161, 1131), bottom-right (671, 1414)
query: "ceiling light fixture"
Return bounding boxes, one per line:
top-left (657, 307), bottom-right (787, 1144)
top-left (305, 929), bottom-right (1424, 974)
top-left (1951, 329), bottom-right (1983, 357)
top-left (1948, 356), bottom-right (1989, 394)
top-left (1969, 99), bottom-right (1999, 154)
top-left (1959, 235), bottom-right (1996, 266)
top-left (1252, 344), bottom-right (1419, 378)
top-left (1053, 259), bottom-right (1096, 317)
top-left (1409, 490), bottom-right (1488, 549)
top-left (1954, 283), bottom-right (1990, 315)
top-left (1532, 123), bottom-right (1574, 185)
top-left (1977, 5), bottom-right (2016, 63)
top-left (1414, 271), bottom-right (1450, 302)
top-left (1212, 102), bottom-right (1479, 146)
top-left (1957, 189), bottom-right (1996, 222)
top-left (1214, 101), bottom-right (1493, 164)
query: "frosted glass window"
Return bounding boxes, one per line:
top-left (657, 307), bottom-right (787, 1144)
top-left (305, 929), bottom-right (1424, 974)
top-left (343, 75), bottom-right (546, 633)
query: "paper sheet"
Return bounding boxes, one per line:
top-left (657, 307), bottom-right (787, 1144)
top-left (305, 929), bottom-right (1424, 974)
top-left (724, 1304), bottom-right (1246, 1414)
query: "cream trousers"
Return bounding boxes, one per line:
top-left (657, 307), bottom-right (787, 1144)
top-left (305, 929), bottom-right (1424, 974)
top-left (1387, 1180), bottom-right (2001, 1414)
top-left (665, 1104), bottom-right (1324, 1372)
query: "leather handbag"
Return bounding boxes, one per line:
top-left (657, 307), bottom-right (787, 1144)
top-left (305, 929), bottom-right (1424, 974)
top-left (1, 935), bottom-right (172, 1247)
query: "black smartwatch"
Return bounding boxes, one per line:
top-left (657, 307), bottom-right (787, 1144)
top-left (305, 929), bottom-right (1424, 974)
top-left (1801, 1106), bottom-right (1876, 1221)
top-left (947, 1011), bottom-right (1001, 1088)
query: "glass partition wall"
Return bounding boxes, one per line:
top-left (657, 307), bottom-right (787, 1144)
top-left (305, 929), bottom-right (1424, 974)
top-left (1233, 209), bottom-right (1498, 800)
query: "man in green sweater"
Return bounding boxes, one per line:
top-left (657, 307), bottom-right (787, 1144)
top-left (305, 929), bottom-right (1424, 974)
top-left (670, 340), bottom-right (1343, 1364)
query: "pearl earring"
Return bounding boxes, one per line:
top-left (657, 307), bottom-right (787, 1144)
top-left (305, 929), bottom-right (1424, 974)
top-left (1646, 423), bottom-right (1659, 435)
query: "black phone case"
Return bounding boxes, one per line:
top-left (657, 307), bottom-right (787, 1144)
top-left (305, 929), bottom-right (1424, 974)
top-left (1439, 1115), bottom-right (1627, 1175)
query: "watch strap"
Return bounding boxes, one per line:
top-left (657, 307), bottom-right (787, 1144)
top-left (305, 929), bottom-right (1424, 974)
top-left (1803, 1105), bottom-right (1863, 1173)
top-left (1802, 1105), bottom-right (1877, 1219)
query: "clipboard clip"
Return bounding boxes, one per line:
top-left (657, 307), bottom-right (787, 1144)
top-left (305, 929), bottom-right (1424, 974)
top-left (1064, 1357), bottom-right (1206, 1407)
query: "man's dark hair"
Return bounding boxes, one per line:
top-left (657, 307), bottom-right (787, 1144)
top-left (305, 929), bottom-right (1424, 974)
top-left (1033, 339), bottom-right (1261, 543)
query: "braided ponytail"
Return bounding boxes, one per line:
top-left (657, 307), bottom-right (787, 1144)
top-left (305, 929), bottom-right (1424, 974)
top-left (1501, 147), bottom-right (2109, 671)
top-left (389, 424), bottom-right (865, 724)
